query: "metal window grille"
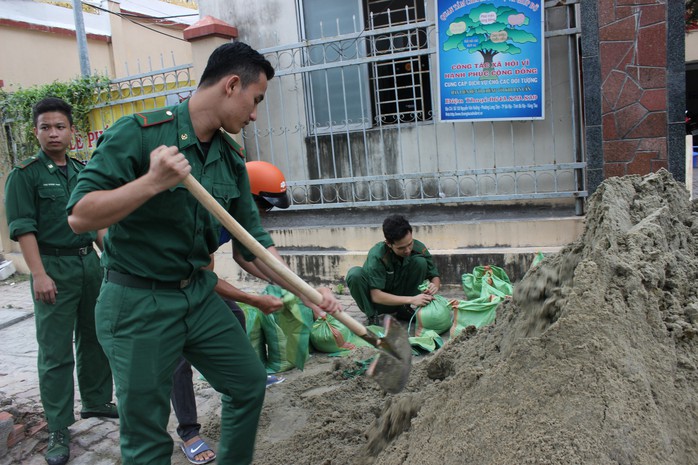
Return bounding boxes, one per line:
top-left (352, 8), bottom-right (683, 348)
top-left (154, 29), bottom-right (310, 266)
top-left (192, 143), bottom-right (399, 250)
top-left (243, 0), bottom-right (586, 212)
top-left (367, 0), bottom-right (433, 125)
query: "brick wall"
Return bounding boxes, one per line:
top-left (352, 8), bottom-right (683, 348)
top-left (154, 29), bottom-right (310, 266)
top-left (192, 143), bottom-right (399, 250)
top-left (582, 1), bottom-right (686, 193)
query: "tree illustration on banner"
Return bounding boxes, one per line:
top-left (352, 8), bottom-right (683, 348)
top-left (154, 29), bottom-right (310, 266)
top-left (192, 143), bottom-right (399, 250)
top-left (443, 3), bottom-right (537, 80)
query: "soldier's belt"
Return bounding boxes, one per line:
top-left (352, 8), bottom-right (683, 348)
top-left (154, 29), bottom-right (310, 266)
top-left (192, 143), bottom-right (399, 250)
top-left (104, 269), bottom-right (192, 290)
top-left (39, 245), bottom-right (94, 257)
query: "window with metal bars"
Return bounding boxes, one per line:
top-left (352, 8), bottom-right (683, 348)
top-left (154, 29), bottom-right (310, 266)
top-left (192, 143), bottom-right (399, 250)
top-left (300, 0), bottom-right (432, 132)
top-left (365, 0), bottom-right (432, 125)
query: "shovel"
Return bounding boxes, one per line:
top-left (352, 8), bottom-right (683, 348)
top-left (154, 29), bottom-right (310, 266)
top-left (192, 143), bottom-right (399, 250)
top-left (182, 174), bottom-right (412, 393)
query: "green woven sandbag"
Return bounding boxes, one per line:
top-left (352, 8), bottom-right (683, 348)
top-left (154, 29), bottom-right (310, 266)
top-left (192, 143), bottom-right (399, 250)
top-left (262, 285), bottom-right (314, 370)
top-left (238, 302), bottom-right (267, 365)
top-left (480, 265), bottom-right (511, 284)
top-left (310, 315), bottom-right (357, 353)
top-left (259, 310), bottom-right (294, 374)
top-left (481, 273), bottom-right (513, 299)
top-left (409, 329), bottom-right (444, 355)
top-left (461, 273), bottom-right (482, 300)
top-left (310, 315), bottom-right (374, 354)
top-left (347, 328), bottom-right (376, 350)
top-left (450, 296), bottom-right (502, 338)
top-left (462, 265), bottom-right (512, 299)
top-left (414, 281), bottom-right (453, 336)
top-left (531, 250), bottom-right (545, 269)
top-left (414, 294), bottom-right (453, 336)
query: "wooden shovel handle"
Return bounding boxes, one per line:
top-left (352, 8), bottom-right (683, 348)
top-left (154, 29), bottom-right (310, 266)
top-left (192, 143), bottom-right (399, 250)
top-left (182, 174), bottom-right (370, 338)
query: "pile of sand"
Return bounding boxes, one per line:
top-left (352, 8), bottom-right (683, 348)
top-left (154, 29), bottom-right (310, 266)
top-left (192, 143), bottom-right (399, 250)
top-left (202, 169), bottom-right (698, 465)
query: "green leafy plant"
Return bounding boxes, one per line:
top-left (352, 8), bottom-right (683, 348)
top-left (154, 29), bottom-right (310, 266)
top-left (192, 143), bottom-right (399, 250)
top-left (336, 283), bottom-right (346, 295)
top-left (0, 74), bottom-right (110, 168)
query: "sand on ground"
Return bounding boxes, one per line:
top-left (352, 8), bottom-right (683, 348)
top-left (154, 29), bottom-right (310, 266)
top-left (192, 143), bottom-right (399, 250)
top-left (186, 169), bottom-right (698, 465)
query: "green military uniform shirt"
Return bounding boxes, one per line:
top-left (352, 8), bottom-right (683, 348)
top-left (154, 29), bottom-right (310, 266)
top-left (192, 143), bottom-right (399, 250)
top-left (66, 99), bottom-right (271, 464)
top-left (5, 149), bottom-right (114, 433)
top-left (66, 100), bottom-right (273, 281)
top-left (363, 238), bottom-right (439, 291)
top-left (5, 151), bottom-right (95, 248)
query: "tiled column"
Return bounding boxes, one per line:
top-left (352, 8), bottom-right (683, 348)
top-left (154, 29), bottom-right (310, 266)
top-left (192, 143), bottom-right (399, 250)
top-left (582, 1), bottom-right (685, 193)
top-left (183, 15), bottom-right (238, 82)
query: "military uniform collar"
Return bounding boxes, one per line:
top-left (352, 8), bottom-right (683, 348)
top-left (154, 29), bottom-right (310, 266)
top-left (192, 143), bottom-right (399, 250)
top-left (175, 101), bottom-right (198, 151)
top-left (176, 100), bottom-right (226, 166)
top-left (37, 150), bottom-right (68, 174)
top-left (221, 131), bottom-right (246, 159)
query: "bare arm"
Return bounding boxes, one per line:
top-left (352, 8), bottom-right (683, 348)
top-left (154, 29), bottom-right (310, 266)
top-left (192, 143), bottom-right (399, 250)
top-left (69, 146), bottom-right (191, 233)
top-left (214, 279), bottom-right (284, 315)
top-left (248, 246), bottom-right (301, 290)
top-left (233, 247), bottom-right (269, 281)
top-left (17, 233), bottom-right (56, 304)
top-left (243, 246), bottom-right (337, 316)
top-left (424, 276), bottom-right (442, 295)
top-left (370, 288), bottom-right (434, 308)
top-left (208, 254), bottom-right (283, 314)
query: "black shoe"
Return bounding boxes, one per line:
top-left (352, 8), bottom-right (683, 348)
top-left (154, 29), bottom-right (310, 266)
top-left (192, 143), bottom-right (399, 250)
top-left (45, 428), bottom-right (70, 465)
top-left (80, 402), bottom-right (118, 419)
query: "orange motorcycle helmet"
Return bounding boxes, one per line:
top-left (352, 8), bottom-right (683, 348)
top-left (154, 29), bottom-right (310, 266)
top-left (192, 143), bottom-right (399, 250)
top-left (246, 160), bottom-right (290, 210)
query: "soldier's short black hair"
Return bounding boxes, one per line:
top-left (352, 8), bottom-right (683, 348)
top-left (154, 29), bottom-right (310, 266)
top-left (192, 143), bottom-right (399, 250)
top-left (383, 215), bottom-right (412, 244)
top-left (32, 97), bottom-right (73, 127)
top-left (198, 41), bottom-right (274, 89)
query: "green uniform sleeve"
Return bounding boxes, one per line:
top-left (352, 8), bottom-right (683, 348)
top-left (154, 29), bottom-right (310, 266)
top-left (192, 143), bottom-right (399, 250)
top-left (4, 168), bottom-right (38, 241)
top-left (66, 117), bottom-right (144, 213)
top-left (363, 243), bottom-right (389, 290)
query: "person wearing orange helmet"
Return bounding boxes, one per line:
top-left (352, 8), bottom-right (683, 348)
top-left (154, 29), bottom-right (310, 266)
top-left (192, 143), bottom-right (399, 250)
top-left (171, 160), bottom-right (326, 464)
top-left (217, 161), bottom-right (289, 250)
top-left (218, 160), bottom-right (328, 318)
top-left (225, 160), bottom-right (295, 282)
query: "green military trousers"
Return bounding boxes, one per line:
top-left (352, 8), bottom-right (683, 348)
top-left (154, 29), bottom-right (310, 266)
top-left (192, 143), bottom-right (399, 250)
top-left (345, 255), bottom-right (429, 318)
top-left (32, 252), bottom-right (113, 432)
top-left (96, 269), bottom-right (266, 465)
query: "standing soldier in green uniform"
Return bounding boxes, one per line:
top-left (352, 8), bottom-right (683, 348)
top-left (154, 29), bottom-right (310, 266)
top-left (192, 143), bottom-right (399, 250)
top-left (346, 214), bottom-right (441, 325)
top-left (66, 42), bottom-right (341, 465)
top-left (4, 97), bottom-right (117, 465)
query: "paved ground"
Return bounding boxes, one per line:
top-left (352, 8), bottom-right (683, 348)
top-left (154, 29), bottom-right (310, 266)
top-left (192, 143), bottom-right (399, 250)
top-left (0, 275), bottom-right (378, 465)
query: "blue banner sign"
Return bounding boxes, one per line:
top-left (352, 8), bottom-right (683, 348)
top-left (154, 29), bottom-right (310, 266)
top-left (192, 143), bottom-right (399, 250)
top-left (436, 0), bottom-right (545, 122)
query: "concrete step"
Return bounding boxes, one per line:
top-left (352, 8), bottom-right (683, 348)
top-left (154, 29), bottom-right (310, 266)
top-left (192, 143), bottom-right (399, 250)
top-left (215, 245), bottom-right (565, 287)
top-left (4, 203), bottom-right (585, 288)
top-left (214, 212), bottom-right (584, 286)
top-left (268, 216), bottom-right (582, 250)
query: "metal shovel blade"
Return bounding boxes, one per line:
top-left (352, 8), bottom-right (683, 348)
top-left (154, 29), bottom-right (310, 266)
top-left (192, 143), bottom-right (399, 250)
top-left (367, 316), bottom-right (412, 394)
